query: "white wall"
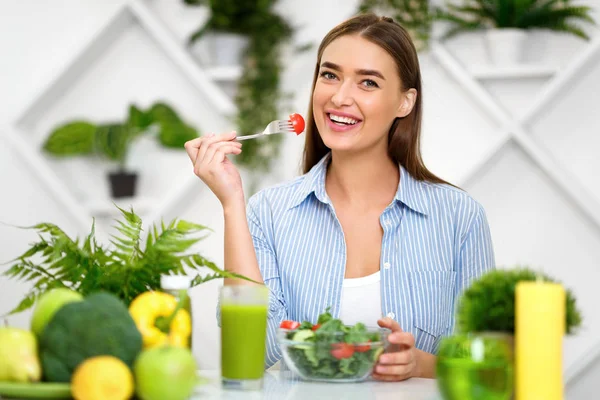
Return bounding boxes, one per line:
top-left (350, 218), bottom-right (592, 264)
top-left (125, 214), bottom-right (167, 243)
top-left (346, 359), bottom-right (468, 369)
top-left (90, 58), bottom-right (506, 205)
top-left (1, 0), bottom-right (599, 396)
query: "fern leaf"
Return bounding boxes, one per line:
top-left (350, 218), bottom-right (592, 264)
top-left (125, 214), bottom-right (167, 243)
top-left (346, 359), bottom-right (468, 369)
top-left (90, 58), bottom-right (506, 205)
top-left (191, 272), bottom-right (224, 286)
top-left (6, 292), bottom-right (38, 315)
top-left (188, 255), bottom-right (260, 284)
top-left (83, 219), bottom-right (96, 253)
top-left (175, 220), bottom-right (212, 233)
top-left (145, 230), bottom-right (154, 252)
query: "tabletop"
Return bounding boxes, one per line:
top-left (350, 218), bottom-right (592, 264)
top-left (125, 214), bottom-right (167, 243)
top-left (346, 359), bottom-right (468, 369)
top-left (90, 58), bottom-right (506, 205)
top-left (192, 370), bottom-right (441, 400)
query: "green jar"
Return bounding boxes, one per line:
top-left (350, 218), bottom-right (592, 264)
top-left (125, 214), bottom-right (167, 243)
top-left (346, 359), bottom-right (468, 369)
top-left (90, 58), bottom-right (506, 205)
top-left (160, 275), bottom-right (193, 350)
top-left (436, 332), bottom-right (514, 400)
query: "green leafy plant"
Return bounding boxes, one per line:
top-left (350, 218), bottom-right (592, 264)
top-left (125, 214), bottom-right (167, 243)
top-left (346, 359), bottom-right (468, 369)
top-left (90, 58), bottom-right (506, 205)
top-left (358, 0), bottom-right (435, 51)
top-left (1, 206), bottom-right (255, 315)
top-left (183, 0), bottom-right (294, 175)
top-left (434, 0), bottom-right (596, 39)
top-left (457, 267), bottom-right (583, 334)
top-left (43, 102), bottom-right (199, 169)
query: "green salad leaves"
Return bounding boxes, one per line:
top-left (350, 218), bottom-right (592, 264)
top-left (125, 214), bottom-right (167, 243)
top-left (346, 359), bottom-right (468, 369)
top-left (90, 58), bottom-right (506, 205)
top-left (280, 309), bottom-right (386, 380)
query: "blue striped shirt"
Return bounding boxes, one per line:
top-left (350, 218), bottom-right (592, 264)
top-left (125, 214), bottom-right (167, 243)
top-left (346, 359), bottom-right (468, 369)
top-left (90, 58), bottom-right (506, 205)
top-left (244, 153), bottom-right (495, 368)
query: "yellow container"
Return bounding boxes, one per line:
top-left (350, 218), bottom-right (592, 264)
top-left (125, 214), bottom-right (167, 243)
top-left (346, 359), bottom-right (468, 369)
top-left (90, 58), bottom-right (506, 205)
top-left (515, 281), bottom-right (565, 400)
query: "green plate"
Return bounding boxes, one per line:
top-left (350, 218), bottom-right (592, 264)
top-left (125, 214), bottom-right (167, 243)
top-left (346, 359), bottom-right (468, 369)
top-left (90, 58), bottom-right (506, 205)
top-left (0, 382), bottom-right (71, 399)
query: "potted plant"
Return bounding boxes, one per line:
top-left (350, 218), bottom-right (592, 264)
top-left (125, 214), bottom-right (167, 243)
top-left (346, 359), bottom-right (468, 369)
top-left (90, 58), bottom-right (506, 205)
top-left (42, 102), bottom-right (199, 198)
top-left (436, 266), bottom-right (582, 399)
top-left (183, 0), bottom-right (294, 189)
top-left (434, 0), bottom-right (596, 64)
top-left (1, 206), bottom-right (255, 315)
top-left (456, 267), bottom-right (582, 335)
top-left (358, 0), bottom-right (436, 52)
top-left (183, 0), bottom-right (264, 66)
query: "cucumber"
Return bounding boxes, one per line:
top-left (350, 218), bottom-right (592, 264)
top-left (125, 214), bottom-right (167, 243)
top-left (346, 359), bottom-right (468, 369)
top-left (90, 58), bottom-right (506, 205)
top-left (292, 329), bottom-right (315, 342)
top-left (291, 329), bottom-right (315, 350)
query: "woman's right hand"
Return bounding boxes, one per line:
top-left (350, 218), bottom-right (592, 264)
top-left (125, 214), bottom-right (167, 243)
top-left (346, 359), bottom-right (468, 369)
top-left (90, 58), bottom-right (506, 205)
top-left (185, 131), bottom-right (244, 208)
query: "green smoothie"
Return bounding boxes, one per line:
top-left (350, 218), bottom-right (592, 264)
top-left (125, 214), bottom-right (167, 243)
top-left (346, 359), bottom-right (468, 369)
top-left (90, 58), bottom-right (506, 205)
top-left (220, 304), bottom-right (268, 380)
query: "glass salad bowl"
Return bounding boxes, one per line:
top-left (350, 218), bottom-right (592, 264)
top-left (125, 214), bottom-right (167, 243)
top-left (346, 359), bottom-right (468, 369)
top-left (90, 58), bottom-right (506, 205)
top-left (277, 321), bottom-right (389, 383)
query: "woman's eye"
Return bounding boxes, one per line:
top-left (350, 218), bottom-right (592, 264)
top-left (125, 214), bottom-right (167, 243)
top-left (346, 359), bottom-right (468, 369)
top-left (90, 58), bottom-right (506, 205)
top-left (362, 79), bottom-right (379, 88)
top-left (320, 71), bottom-right (336, 80)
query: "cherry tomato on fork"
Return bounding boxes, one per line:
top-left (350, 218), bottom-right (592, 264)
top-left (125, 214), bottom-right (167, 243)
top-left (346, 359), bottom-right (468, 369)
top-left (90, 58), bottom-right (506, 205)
top-left (289, 113), bottom-right (305, 135)
top-left (280, 320), bottom-right (300, 330)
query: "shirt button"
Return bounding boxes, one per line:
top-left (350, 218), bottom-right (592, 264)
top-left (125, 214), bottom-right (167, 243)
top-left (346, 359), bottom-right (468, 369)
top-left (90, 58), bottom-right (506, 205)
top-left (387, 312), bottom-right (395, 319)
top-left (383, 262), bottom-right (391, 269)
top-left (384, 219), bottom-right (391, 226)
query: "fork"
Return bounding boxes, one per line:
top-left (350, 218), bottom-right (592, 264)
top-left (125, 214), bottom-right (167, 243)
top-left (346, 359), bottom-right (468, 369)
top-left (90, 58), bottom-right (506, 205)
top-left (235, 119), bottom-right (294, 141)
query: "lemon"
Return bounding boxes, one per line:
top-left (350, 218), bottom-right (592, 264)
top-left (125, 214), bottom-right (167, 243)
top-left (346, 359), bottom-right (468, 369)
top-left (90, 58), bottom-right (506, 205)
top-left (71, 356), bottom-right (134, 400)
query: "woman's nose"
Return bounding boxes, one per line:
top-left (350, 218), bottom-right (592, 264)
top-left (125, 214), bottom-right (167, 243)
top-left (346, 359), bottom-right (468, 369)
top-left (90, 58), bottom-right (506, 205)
top-left (331, 81), bottom-right (354, 107)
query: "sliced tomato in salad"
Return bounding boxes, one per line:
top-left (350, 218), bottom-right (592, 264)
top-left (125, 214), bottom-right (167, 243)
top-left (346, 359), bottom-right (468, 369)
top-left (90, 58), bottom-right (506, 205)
top-left (311, 324), bottom-right (321, 331)
top-left (280, 320), bottom-right (300, 330)
top-left (289, 113), bottom-right (305, 135)
top-left (354, 340), bottom-right (371, 352)
top-left (330, 343), bottom-right (355, 359)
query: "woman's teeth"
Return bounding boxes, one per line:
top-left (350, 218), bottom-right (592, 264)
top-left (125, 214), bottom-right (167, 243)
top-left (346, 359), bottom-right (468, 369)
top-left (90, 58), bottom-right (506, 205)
top-left (329, 114), bottom-right (359, 125)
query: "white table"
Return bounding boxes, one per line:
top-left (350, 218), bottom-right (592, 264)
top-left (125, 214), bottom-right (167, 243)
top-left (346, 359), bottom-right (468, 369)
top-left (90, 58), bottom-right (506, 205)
top-left (192, 370), bottom-right (441, 400)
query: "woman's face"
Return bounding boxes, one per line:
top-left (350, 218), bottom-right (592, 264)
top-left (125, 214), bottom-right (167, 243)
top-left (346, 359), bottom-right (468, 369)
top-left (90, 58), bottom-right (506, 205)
top-left (312, 34), bottom-right (415, 155)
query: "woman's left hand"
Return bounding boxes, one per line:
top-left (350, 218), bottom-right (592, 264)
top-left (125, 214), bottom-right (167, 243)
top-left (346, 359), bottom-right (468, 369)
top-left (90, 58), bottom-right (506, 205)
top-left (372, 317), bottom-right (420, 381)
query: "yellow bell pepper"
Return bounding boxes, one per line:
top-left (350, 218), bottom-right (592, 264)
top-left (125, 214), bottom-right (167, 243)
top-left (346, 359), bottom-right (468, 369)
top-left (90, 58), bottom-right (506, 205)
top-left (129, 291), bottom-right (191, 349)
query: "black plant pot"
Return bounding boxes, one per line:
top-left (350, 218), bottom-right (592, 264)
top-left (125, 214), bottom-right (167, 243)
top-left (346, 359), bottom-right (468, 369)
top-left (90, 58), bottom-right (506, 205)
top-left (108, 171), bottom-right (138, 198)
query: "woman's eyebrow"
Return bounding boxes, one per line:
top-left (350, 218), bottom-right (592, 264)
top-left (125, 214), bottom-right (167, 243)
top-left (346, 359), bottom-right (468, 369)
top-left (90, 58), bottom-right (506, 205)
top-left (320, 61), bottom-right (385, 80)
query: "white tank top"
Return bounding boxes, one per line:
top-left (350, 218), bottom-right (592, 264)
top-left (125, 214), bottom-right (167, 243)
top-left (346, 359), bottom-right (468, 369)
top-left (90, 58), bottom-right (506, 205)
top-left (338, 271), bottom-right (382, 327)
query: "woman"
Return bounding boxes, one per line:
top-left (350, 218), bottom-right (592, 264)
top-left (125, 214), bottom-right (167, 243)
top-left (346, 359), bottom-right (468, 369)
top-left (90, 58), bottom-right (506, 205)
top-left (185, 13), bottom-right (495, 381)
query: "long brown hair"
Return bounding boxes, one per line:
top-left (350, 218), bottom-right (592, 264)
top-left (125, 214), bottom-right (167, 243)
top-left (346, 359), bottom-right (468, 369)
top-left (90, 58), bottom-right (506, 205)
top-left (302, 13), bottom-right (450, 186)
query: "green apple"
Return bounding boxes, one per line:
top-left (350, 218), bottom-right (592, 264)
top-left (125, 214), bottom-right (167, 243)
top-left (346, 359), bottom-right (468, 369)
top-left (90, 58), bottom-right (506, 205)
top-left (0, 326), bottom-right (41, 382)
top-left (31, 288), bottom-right (83, 337)
top-left (134, 346), bottom-right (197, 400)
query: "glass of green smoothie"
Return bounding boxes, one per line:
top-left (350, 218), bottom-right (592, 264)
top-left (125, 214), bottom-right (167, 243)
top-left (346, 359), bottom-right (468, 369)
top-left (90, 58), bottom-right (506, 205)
top-left (220, 285), bottom-right (269, 390)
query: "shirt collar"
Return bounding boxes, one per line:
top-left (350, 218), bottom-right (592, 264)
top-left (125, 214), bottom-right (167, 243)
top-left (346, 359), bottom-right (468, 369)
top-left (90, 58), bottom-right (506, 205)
top-left (288, 153), bottom-right (331, 209)
top-left (395, 165), bottom-right (429, 215)
top-left (288, 152), bottom-right (429, 215)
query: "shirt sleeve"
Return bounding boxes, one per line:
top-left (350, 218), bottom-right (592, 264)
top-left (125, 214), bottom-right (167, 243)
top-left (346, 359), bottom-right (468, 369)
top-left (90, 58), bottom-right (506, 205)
top-left (246, 195), bottom-right (288, 369)
top-left (214, 193), bottom-right (287, 370)
top-left (451, 204), bottom-right (496, 333)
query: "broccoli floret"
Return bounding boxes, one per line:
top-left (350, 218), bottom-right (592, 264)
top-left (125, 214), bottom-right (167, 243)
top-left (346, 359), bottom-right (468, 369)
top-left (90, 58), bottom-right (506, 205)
top-left (39, 292), bottom-right (143, 382)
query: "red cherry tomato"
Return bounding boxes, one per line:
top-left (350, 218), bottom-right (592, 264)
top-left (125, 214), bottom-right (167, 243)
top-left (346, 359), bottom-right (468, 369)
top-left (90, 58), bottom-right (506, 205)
top-left (330, 343), bottom-right (355, 359)
top-left (354, 340), bottom-right (371, 353)
top-left (311, 324), bottom-right (321, 331)
top-left (289, 113), bottom-right (305, 135)
top-left (280, 320), bottom-right (300, 330)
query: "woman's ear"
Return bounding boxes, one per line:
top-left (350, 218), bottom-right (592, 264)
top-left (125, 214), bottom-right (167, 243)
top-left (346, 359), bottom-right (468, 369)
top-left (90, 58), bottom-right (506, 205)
top-left (396, 88), bottom-right (417, 118)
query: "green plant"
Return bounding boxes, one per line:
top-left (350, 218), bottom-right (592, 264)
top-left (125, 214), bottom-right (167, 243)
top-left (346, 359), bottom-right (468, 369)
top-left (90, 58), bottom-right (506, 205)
top-left (358, 0), bottom-right (435, 51)
top-left (183, 0), bottom-right (294, 175)
top-left (43, 102), bottom-right (199, 170)
top-left (435, 0), bottom-right (596, 39)
top-left (1, 206), bottom-right (255, 315)
top-left (457, 267), bottom-right (583, 334)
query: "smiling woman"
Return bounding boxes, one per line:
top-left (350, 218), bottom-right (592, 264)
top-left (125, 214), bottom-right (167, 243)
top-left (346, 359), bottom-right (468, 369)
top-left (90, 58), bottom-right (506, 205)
top-left (185, 13), bottom-right (495, 382)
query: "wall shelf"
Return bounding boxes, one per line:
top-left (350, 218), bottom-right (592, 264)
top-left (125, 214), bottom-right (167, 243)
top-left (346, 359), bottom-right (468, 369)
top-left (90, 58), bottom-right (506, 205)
top-left (469, 64), bottom-right (558, 80)
top-left (5, 0), bottom-right (238, 232)
top-left (205, 66), bottom-right (242, 81)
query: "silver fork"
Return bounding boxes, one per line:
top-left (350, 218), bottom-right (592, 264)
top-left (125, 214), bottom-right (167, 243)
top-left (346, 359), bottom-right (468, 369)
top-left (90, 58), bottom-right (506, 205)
top-left (235, 119), bottom-right (294, 141)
